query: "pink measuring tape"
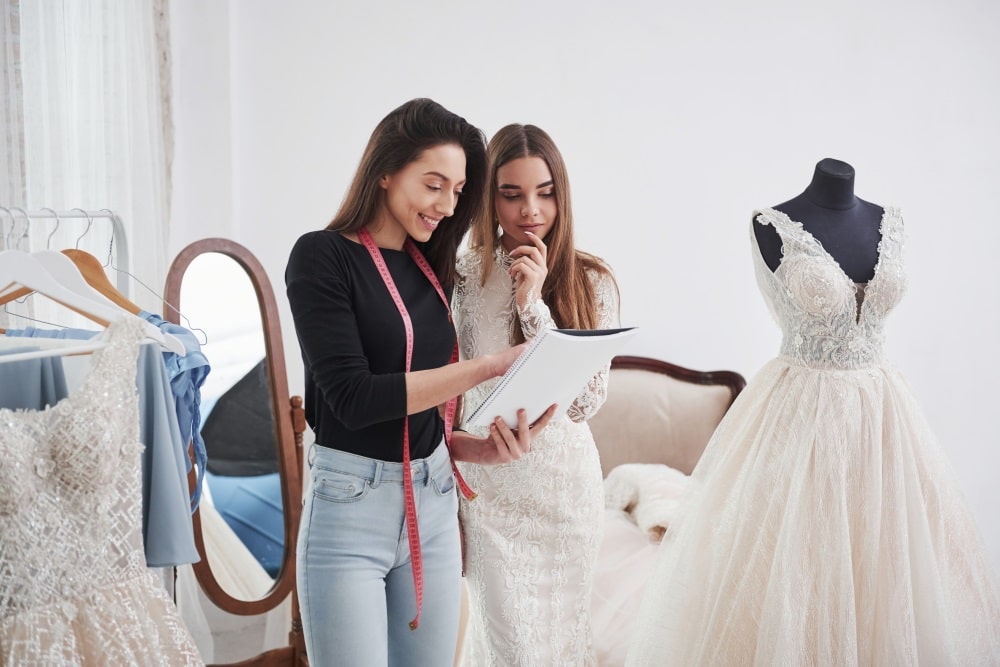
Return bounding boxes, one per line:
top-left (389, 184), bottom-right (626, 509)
top-left (358, 228), bottom-right (476, 631)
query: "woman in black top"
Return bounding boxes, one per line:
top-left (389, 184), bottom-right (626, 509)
top-left (285, 98), bottom-right (554, 666)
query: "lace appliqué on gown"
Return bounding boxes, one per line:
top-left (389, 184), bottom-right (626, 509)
top-left (454, 247), bottom-right (619, 666)
top-left (757, 207), bottom-right (907, 370)
top-left (625, 208), bottom-right (1000, 666)
top-left (0, 318), bottom-right (203, 666)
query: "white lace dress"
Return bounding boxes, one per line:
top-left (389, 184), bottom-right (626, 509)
top-left (627, 208), bottom-right (1000, 666)
top-left (0, 318), bottom-right (204, 666)
top-left (454, 247), bottom-right (619, 666)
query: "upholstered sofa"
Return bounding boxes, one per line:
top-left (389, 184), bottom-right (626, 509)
top-left (589, 355), bottom-right (746, 476)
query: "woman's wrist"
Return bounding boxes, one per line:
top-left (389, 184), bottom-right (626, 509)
top-left (449, 430), bottom-right (474, 462)
top-left (478, 352), bottom-right (505, 380)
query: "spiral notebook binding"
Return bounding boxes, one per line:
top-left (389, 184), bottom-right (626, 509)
top-left (466, 329), bottom-right (550, 426)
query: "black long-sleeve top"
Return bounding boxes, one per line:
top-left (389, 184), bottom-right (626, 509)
top-left (285, 230), bottom-right (454, 461)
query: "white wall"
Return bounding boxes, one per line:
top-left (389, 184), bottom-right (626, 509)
top-left (171, 0), bottom-right (1000, 571)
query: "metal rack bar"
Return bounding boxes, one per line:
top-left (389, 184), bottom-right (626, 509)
top-left (0, 208), bottom-right (131, 296)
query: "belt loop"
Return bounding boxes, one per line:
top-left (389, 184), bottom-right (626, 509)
top-left (306, 443), bottom-right (317, 468)
top-left (372, 460), bottom-right (383, 488)
top-left (421, 458), bottom-right (429, 487)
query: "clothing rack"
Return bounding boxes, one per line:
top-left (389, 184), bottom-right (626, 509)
top-left (0, 208), bottom-right (131, 297)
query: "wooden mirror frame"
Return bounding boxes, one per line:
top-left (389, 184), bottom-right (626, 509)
top-left (164, 238), bottom-right (308, 666)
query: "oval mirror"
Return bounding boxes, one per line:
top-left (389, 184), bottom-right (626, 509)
top-left (163, 238), bottom-right (304, 621)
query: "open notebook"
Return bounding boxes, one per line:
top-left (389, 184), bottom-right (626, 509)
top-left (464, 327), bottom-right (638, 429)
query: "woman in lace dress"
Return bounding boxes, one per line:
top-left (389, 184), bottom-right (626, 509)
top-left (453, 124), bottom-right (620, 665)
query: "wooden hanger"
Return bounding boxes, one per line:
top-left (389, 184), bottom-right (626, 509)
top-left (61, 248), bottom-right (142, 315)
top-left (63, 248), bottom-right (208, 346)
top-left (0, 249), bottom-right (185, 355)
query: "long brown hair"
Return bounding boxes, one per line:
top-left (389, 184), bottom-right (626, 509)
top-left (326, 98), bottom-right (487, 290)
top-left (469, 123), bottom-right (617, 344)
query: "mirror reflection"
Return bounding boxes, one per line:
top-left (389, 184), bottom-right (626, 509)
top-left (179, 252), bottom-right (284, 599)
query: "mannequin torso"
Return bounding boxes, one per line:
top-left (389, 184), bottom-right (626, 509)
top-left (754, 158), bottom-right (884, 283)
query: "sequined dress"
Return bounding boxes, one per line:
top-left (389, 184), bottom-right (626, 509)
top-left (626, 208), bottom-right (1000, 666)
top-left (0, 317), bottom-right (203, 665)
top-left (453, 247), bottom-right (619, 666)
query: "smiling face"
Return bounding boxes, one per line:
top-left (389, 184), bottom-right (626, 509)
top-left (495, 156), bottom-right (557, 252)
top-left (374, 143), bottom-right (467, 249)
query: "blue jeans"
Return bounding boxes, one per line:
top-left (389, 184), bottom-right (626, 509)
top-left (297, 442), bottom-right (461, 666)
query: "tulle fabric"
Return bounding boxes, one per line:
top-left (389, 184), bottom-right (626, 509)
top-left (627, 208), bottom-right (1000, 665)
top-left (628, 358), bottom-right (1000, 665)
top-left (591, 510), bottom-right (662, 666)
top-left (593, 463), bottom-right (691, 665)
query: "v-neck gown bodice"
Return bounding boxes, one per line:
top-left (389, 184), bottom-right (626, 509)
top-left (755, 207), bottom-right (906, 370)
top-left (626, 209), bottom-right (1000, 666)
top-left (0, 318), bottom-right (203, 665)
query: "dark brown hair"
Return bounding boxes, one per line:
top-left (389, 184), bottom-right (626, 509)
top-left (326, 98), bottom-right (487, 290)
top-left (469, 123), bottom-right (618, 343)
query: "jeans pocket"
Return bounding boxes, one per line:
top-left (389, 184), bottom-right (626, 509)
top-left (312, 469), bottom-right (369, 503)
top-left (431, 471), bottom-right (456, 497)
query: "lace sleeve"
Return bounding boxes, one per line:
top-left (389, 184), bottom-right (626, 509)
top-left (566, 265), bottom-right (620, 423)
top-left (516, 290), bottom-right (557, 340)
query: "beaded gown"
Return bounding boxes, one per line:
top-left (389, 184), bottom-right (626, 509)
top-left (0, 318), bottom-right (203, 665)
top-left (453, 246), bottom-right (619, 666)
top-left (626, 208), bottom-right (1000, 666)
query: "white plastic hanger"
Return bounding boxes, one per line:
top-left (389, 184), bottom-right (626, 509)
top-left (0, 338), bottom-right (109, 363)
top-left (0, 249), bottom-right (186, 356)
top-left (31, 250), bottom-right (129, 311)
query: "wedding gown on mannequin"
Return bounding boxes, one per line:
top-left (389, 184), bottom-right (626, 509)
top-left (627, 208), bottom-right (1000, 666)
top-left (0, 318), bottom-right (203, 665)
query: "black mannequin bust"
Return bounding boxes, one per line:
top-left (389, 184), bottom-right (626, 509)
top-left (754, 157), bottom-right (884, 283)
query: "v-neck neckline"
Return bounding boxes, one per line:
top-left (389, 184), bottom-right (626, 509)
top-left (755, 207), bottom-right (893, 325)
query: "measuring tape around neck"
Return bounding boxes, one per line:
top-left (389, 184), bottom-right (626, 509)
top-left (358, 228), bottom-right (475, 631)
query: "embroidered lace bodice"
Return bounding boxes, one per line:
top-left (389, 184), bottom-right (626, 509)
top-left (454, 246), bottom-right (620, 426)
top-left (752, 207), bottom-right (906, 369)
top-left (0, 317), bottom-right (203, 665)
